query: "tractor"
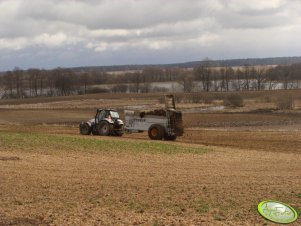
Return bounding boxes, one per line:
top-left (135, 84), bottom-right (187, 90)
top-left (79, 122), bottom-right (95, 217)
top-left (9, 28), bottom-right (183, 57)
top-left (79, 109), bottom-right (124, 136)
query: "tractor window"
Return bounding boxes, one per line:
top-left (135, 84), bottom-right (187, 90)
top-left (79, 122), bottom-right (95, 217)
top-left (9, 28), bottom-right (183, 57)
top-left (97, 110), bottom-right (107, 120)
top-left (110, 111), bottom-right (119, 119)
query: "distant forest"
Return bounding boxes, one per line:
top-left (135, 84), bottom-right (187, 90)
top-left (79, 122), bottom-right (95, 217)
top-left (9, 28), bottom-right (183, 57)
top-left (0, 57), bottom-right (301, 99)
top-left (72, 56), bottom-right (301, 72)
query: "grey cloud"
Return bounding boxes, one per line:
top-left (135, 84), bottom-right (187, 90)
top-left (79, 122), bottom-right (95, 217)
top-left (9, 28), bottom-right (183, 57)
top-left (216, 11), bottom-right (290, 29)
top-left (19, 0), bottom-right (207, 30)
top-left (0, 0), bottom-right (300, 70)
top-left (214, 0), bottom-right (300, 29)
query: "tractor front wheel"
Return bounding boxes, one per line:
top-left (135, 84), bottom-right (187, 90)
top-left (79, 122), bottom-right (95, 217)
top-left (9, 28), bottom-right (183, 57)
top-left (79, 123), bottom-right (92, 135)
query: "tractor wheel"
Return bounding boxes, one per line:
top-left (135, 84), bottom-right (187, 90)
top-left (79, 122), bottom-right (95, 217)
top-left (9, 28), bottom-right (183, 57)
top-left (98, 121), bottom-right (112, 136)
top-left (92, 130), bottom-right (99, 135)
top-left (164, 134), bottom-right (177, 141)
top-left (113, 124), bottom-right (124, 136)
top-left (114, 131), bottom-right (123, 137)
top-left (79, 123), bottom-right (92, 135)
top-left (148, 124), bottom-right (164, 140)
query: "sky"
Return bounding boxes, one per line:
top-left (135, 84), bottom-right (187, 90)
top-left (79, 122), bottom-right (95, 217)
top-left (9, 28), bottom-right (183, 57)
top-left (0, 0), bottom-right (301, 71)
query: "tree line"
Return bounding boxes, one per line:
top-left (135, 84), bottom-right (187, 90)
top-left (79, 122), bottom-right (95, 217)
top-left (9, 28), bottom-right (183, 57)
top-left (0, 62), bottom-right (301, 99)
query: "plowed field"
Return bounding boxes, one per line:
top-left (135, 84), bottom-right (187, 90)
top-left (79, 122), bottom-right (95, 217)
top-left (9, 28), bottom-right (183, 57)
top-left (1, 91), bottom-right (300, 225)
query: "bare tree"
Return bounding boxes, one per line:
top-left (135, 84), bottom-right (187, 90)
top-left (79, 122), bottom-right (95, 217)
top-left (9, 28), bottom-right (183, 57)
top-left (11, 68), bottom-right (25, 98)
top-left (219, 67), bottom-right (226, 91)
top-left (27, 69), bottom-right (41, 97)
top-left (3, 71), bottom-right (14, 98)
top-left (219, 66), bottom-right (234, 92)
top-left (242, 65), bottom-right (250, 90)
top-left (53, 68), bottom-right (75, 96)
top-left (289, 63), bottom-right (301, 88)
top-left (180, 76), bottom-right (194, 92)
top-left (79, 73), bottom-right (90, 94)
top-left (212, 68), bottom-right (220, 91)
top-left (254, 66), bottom-right (267, 90)
top-left (45, 70), bottom-right (56, 96)
top-left (194, 58), bottom-right (213, 92)
top-left (111, 84), bottom-right (128, 93)
top-left (140, 83), bottom-right (151, 93)
top-left (225, 66), bottom-right (234, 91)
top-left (142, 68), bottom-right (164, 82)
top-left (133, 72), bottom-right (142, 93)
top-left (234, 68), bottom-right (244, 91)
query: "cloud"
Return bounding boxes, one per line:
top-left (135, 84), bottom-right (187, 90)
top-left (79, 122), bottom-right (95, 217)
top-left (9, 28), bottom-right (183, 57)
top-left (0, 0), bottom-right (300, 70)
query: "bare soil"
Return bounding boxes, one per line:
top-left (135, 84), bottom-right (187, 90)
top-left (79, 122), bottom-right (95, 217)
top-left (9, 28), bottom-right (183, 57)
top-left (1, 138), bottom-right (300, 225)
top-left (1, 91), bottom-right (301, 225)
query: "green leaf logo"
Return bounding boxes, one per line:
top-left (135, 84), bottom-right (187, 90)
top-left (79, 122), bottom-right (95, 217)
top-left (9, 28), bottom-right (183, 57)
top-left (258, 200), bottom-right (298, 224)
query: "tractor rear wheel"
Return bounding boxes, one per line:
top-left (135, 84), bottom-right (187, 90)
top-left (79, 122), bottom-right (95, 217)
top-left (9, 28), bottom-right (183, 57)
top-left (98, 121), bottom-right (112, 136)
top-left (148, 124), bottom-right (164, 140)
top-left (79, 123), bottom-right (91, 135)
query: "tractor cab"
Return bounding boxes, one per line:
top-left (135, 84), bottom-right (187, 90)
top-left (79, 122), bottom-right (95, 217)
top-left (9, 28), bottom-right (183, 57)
top-left (95, 109), bottom-right (120, 123)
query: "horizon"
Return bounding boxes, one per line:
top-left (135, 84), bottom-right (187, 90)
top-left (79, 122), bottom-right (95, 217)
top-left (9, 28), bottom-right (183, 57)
top-left (1, 55), bottom-right (301, 72)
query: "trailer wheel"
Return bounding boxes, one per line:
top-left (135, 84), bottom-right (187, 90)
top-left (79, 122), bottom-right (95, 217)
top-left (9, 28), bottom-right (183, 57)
top-left (79, 123), bottom-right (92, 135)
top-left (148, 124), bottom-right (164, 140)
top-left (98, 121), bottom-right (111, 136)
